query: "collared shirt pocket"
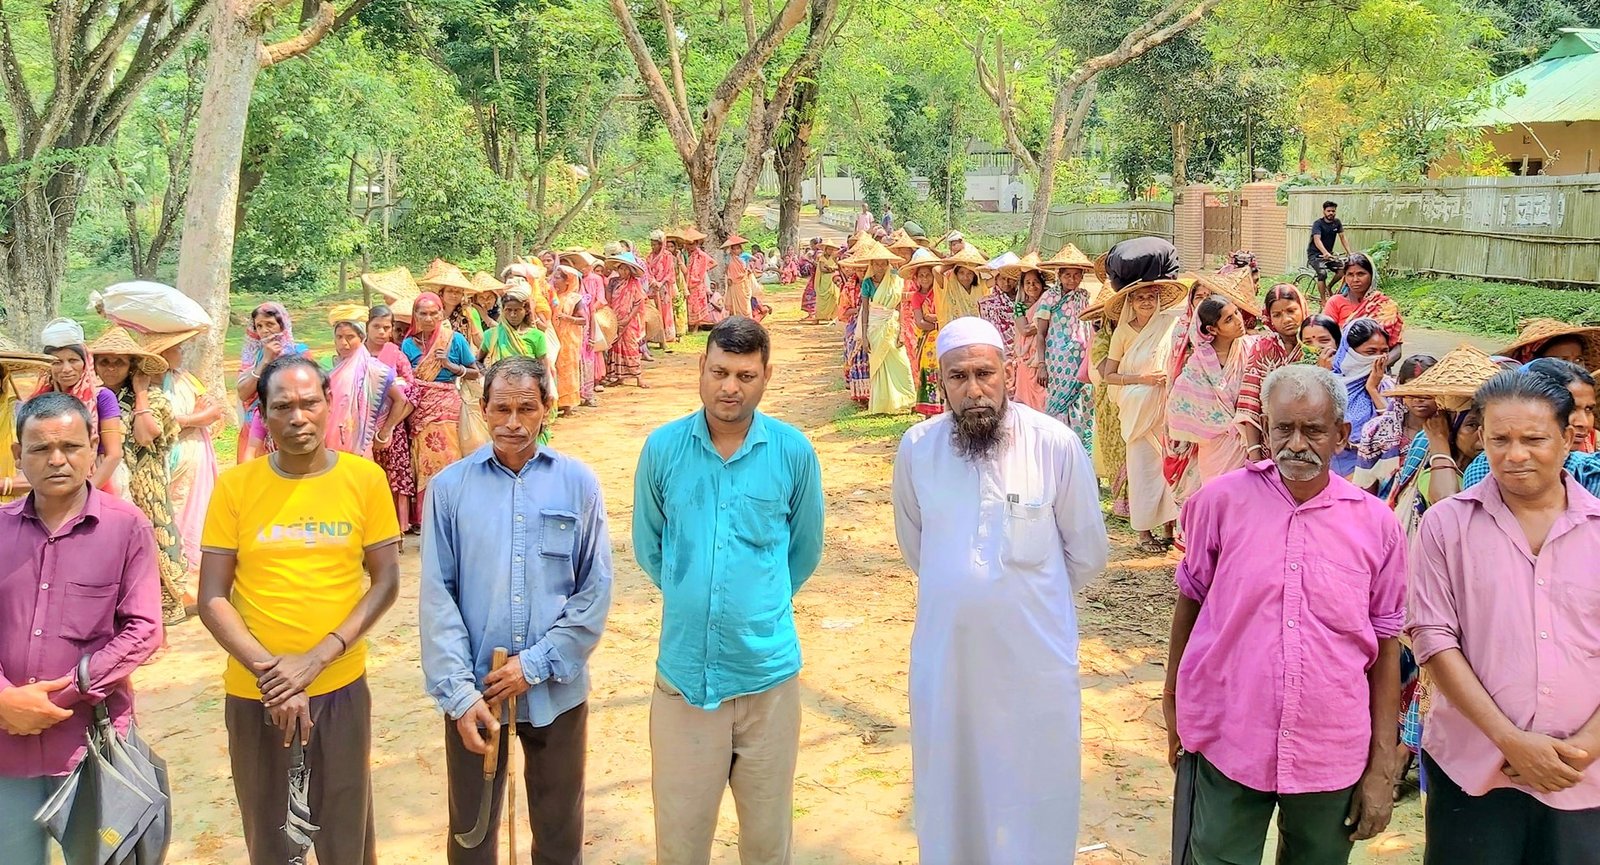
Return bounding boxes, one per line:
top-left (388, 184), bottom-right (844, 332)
top-left (60, 580), bottom-right (118, 642)
top-left (1002, 500), bottom-right (1057, 568)
top-left (1562, 583), bottom-right (1600, 658)
top-left (1309, 560), bottom-right (1372, 636)
top-left (734, 492), bottom-right (786, 549)
top-left (539, 509), bottom-right (580, 560)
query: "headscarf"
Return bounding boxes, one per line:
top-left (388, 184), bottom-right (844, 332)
top-left (239, 302), bottom-right (296, 377)
top-left (1166, 323), bottom-right (1244, 441)
top-left (1332, 317), bottom-right (1389, 435)
top-left (411, 291), bottom-right (454, 381)
top-left (32, 318), bottom-right (102, 440)
top-left (1, 370), bottom-right (21, 501)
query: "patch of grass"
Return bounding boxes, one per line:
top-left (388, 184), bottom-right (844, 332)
top-left (1380, 276), bottom-right (1600, 337)
top-left (829, 403), bottom-right (916, 441)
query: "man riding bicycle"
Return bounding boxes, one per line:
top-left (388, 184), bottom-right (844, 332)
top-left (1307, 200), bottom-right (1352, 299)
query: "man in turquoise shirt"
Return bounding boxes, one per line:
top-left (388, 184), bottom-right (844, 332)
top-left (633, 316), bottom-right (825, 865)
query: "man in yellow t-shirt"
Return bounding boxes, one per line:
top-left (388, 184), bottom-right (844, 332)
top-left (198, 355), bottom-right (401, 865)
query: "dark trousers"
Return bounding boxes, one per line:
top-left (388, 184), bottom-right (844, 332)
top-left (1423, 751), bottom-right (1600, 865)
top-left (225, 677), bottom-right (376, 865)
top-left (444, 701), bottom-right (588, 865)
top-left (1186, 752), bottom-right (1357, 865)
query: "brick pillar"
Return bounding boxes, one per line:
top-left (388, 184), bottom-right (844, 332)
top-left (1173, 184), bottom-right (1208, 271)
top-left (1238, 182), bottom-right (1290, 278)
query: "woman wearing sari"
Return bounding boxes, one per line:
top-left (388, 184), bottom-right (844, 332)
top-left (854, 239), bottom-right (915, 414)
top-left (1322, 252), bottom-right (1403, 360)
top-left (645, 230), bottom-right (679, 344)
top-left (35, 317), bottom-right (126, 492)
top-left (723, 235), bottom-right (757, 320)
top-left (1166, 297), bottom-right (1251, 500)
top-left (808, 239), bottom-right (842, 324)
top-left (551, 264), bottom-right (591, 413)
top-left (401, 292), bottom-right (481, 498)
top-left (235, 301), bottom-right (310, 463)
top-left (327, 306), bottom-right (409, 460)
top-left (1091, 322), bottom-right (1129, 518)
top-left (1034, 249), bottom-right (1096, 446)
top-left (903, 248), bottom-right (945, 415)
top-left (1098, 279), bottom-right (1185, 553)
top-left (680, 229), bottom-right (721, 329)
top-left (1009, 257), bottom-right (1052, 411)
top-left (88, 327), bottom-right (186, 623)
top-left (420, 258), bottom-right (486, 353)
top-left (153, 329), bottom-right (222, 601)
top-left (1329, 316), bottom-right (1395, 479)
top-left (366, 304), bottom-right (418, 533)
top-left (603, 251), bottom-right (650, 388)
top-left (1236, 284), bottom-right (1317, 458)
top-left (838, 252), bottom-right (871, 405)
top-left (0, 337), bottom-right (52, 502)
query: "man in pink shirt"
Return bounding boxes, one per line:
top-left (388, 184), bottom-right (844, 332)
top-left (1408, 370), bottom-right (1600, 863)
top-left (1164, 364), bottom-right (1404, 864)
top-left (0, 392), bottom-right (163, 865)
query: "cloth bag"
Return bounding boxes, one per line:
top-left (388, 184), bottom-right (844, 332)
top-left (457, 376), bottom-right (490, 454)
top-left (90, 282), bottom-right (210, 334)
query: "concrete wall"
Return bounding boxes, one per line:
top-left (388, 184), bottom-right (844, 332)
top-left (1480, 122), bottom-right (1600, 177)
top-left (1239, 183), bottom-right (1290, 277)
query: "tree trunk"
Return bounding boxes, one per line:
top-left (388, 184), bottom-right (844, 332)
top-left (774, 78), bottom-right (816, 255)
top-left (176, 0), bottom-right (266, 405)
top-left (0, 169), bottom-right (82, 345)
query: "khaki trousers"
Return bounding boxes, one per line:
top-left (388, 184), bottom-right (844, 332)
top-left (650, 674), bottom-right (801, 865)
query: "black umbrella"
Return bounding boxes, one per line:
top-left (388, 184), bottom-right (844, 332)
top-left (284, 718), bottom-right (319, 865)
top-left (34, 656), bottom-right (171, 864)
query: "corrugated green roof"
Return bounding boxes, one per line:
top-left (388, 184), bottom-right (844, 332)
top-left (1470, 29), bottom-right (1600, 126)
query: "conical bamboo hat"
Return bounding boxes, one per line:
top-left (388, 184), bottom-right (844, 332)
top-left (1384, 343), bottom-right (1501, 411)
top-left (86, 326), bottom-right (168, 376)
top-left (1499, 318), bottom-right (1600, 370)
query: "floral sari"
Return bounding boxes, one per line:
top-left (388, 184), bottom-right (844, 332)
top-left (1166, 335), bottom-right (1249, 492)
top-left (912, 284), bottom-right (942, 415)
top-left (117, 385), bottom-right (186, 622)
top-left (1041, 286), bottom-right (1095, 447)
top-left (407, 313), bottom-right (465, 495)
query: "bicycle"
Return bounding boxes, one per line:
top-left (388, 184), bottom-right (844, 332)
top-left (1295, 253), bottom-right (1349, 306)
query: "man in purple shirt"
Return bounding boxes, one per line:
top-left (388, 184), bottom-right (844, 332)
top-left (0, 392), bottom-right (162, 864)
top-left (1164, 364), bottom-right (1404, 864)
top-left (1409, 371), bottom-right (1600, 863)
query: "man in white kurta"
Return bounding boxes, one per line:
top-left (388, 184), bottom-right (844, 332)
top-left (892, 316), bottom-right (1109, 865)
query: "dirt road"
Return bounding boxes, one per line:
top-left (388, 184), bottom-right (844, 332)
top-left (138, 286), bottom-right (1425, 863)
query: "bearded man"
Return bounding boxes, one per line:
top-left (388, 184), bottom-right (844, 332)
top-left (890, 316), bottom-right (1109, 864)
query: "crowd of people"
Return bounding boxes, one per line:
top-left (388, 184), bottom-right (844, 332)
top-left (3, 213), bottom-right (1599, 865)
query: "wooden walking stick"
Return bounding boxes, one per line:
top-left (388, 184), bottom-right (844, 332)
top-left (507, 689), bottom-right (518, 865)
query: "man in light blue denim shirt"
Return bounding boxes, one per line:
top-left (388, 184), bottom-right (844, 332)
top-left (634, 317), bottom-right (826, 865)
top-left (421, 356), bottom-right (613, 865)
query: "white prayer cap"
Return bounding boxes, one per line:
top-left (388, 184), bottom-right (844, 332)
top-left (40, 316), bottom-right (85, 348)
top-left (936, 316), bottom-right (1006, 360)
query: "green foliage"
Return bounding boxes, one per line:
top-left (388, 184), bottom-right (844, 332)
top-left (1385, 275), bottom-right (1600, 336)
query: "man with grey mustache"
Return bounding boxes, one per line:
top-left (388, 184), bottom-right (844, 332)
top-left (1162, 364), bottom-right (1407, 865)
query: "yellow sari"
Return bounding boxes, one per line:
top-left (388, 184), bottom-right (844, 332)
top-left (0, 381), bottom-right (18, 503)
top-left (815, 254), bottom-right (840, 321)
top-left (866, 271), bottom-right (915, 414)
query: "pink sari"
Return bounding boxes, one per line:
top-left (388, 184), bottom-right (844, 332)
top-left (327, 344), bottom-right (395, 458)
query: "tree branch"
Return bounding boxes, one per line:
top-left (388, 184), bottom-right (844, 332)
top-left (609, 0), bottom-right (696, 163)
top-left (973, 34), bottom-right (1038, 175)
top-left (654, 0), bottom-right (691, 123)
top-left (95, 0), bottom-right (214, 143)
top-left (0, 13), bottom-right (38, 152)
top-left (1065, 77), bottom-right (1097, 156)
top-left (260, 1), bottom-right (336, 66)
top-left (333, 0), bottom-right (376, 31)
top-left (698, 0), bottom-right (808, 154)
top-left (1065, 0), bottom-right (1223, 87)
